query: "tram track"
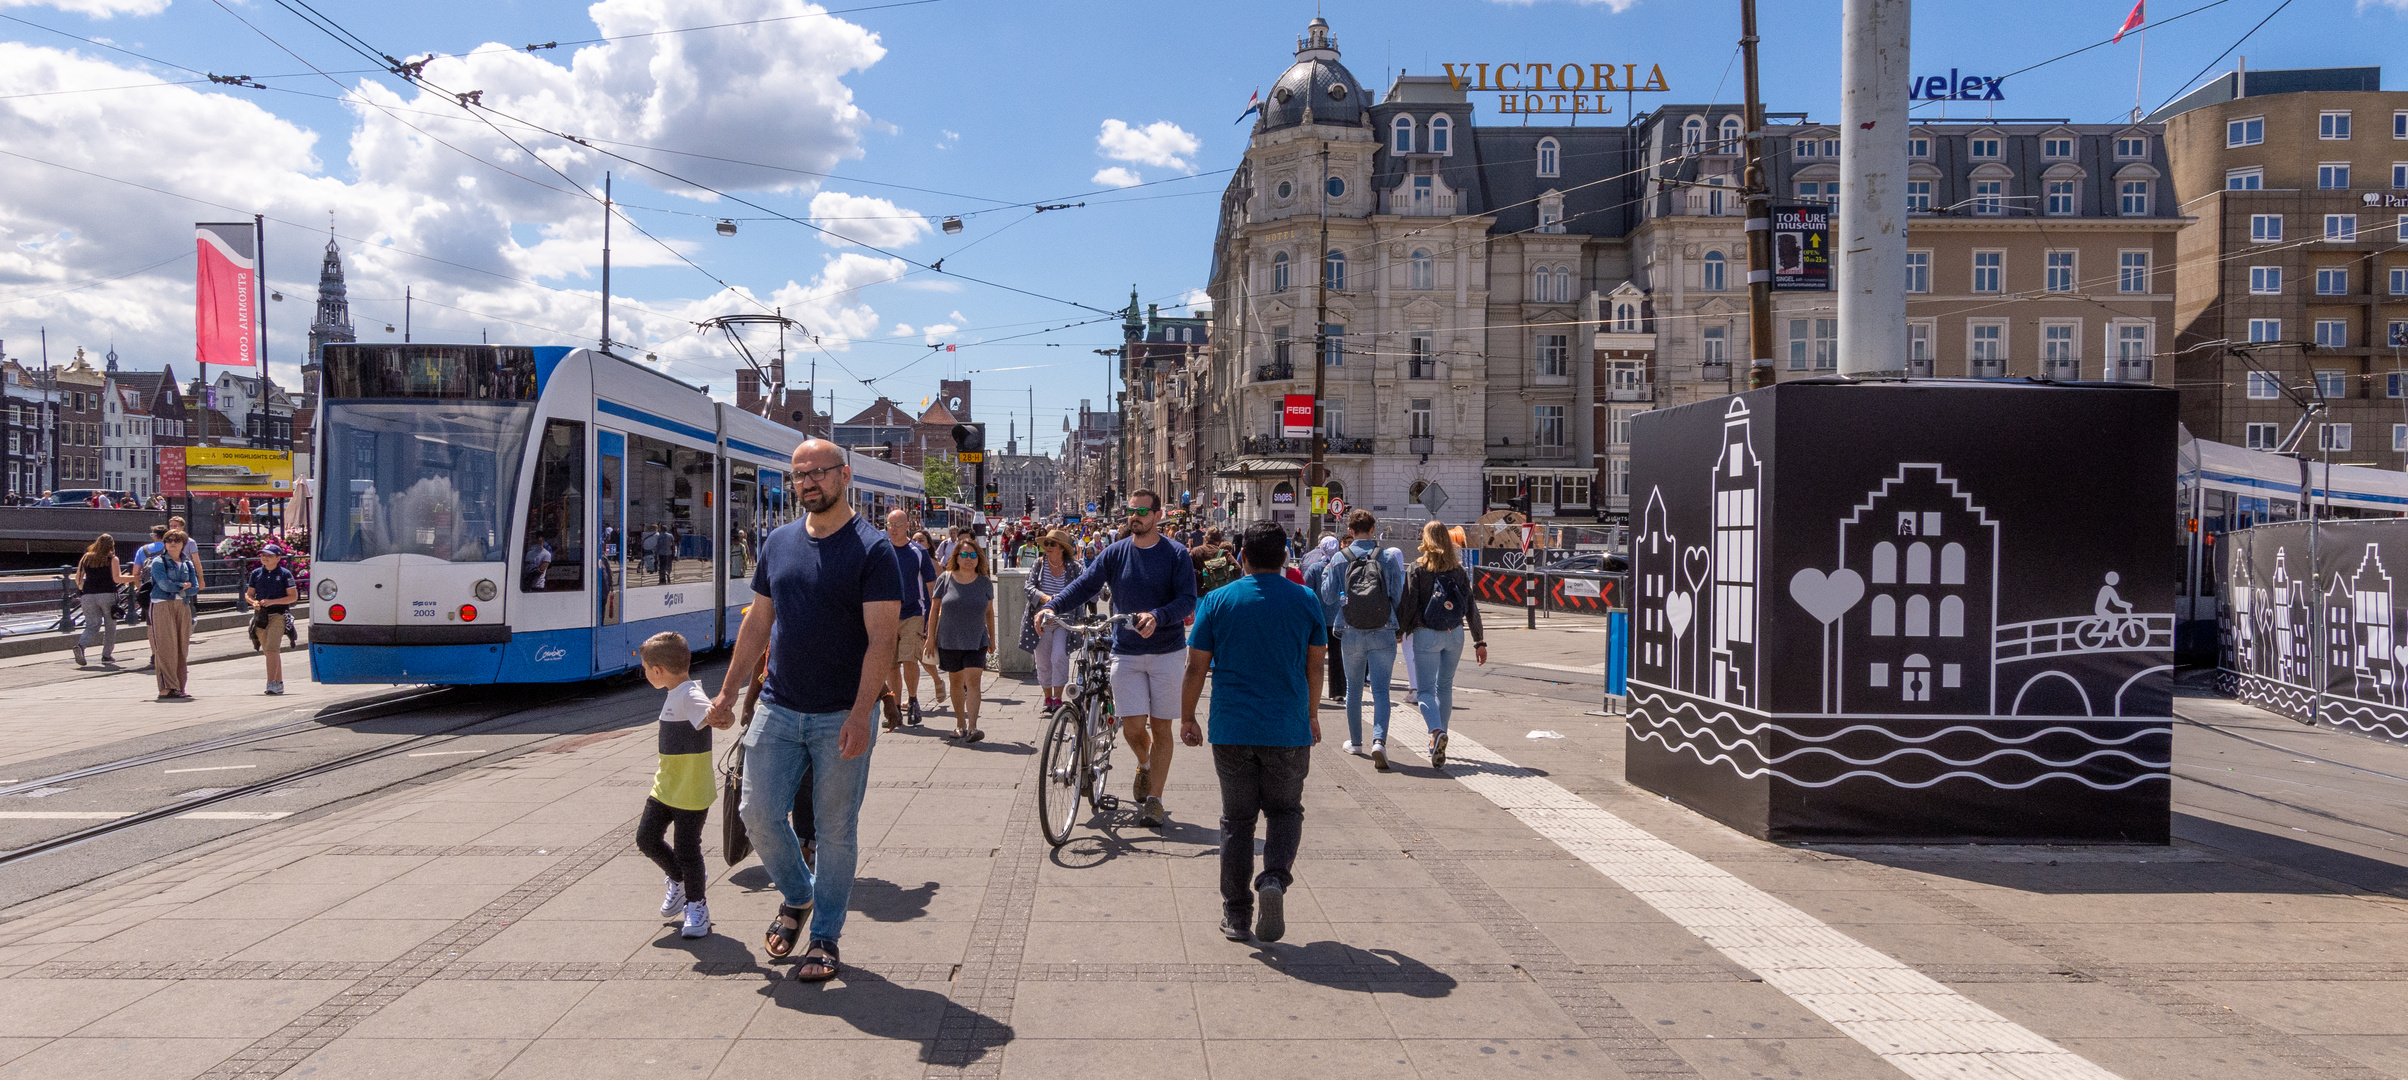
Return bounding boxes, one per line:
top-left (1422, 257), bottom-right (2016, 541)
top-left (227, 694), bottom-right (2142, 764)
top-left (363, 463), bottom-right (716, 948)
top-left (0, 685), bottom-right (461, 798)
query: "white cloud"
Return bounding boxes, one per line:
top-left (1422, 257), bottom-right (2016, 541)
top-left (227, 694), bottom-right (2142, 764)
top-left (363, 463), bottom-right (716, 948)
top-left (2358, 0), bottom-right (2408, 11)
top-left (0, 0), bottom-right (910, 395)
top-left (1095, 119), bottom-right (1198, 171)
top-left (1091, 167), bottom-right (1144, 188)
top-left (936, 129), bottom-right (960, 149)
top-left (0, 0), bottom-right (169, 16)
top-left (1173, 288), bottom-right (1211, 312)
top-left (806, 190), bottom-right (931, 248)
top-left (918, 322), bottom-right (958, 344)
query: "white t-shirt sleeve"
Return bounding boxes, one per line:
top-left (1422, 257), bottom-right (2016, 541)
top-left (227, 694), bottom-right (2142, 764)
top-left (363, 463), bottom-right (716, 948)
top-left (671, 681), bottom-right (714, 729)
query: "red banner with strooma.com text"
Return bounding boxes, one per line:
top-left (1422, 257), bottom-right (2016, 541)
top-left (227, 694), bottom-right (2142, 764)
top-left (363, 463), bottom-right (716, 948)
top-left (195, 222), bottom-right (256, 368)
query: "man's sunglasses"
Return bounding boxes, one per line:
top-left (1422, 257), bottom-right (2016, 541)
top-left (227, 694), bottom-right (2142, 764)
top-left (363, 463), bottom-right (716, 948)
top-left (1125, 505), bottom-right (1157, 517)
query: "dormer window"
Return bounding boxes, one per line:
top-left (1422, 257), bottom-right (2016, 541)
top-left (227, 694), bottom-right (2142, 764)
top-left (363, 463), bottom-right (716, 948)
top-left (1683, 116), bottom-right (1705, 151)
top-left (1429, 114), bottom-right (1451, 154)
top-left (1392, 115), bottom-right (1415, 155)
top-left (2043, 137), bottom-right (2073, 159)
top-left (1971, 137), bottom-right (2001, 159)
top-left (1614, 303), bottom-right (1639, 333)
top-left (1538, 192), bottom-right (1565, 233)
top-left (2115, 135), bottom-right (2148, 159)
top-left (1537, 137), bottom-right (1560, 178)
top-left (1909, 136), bottom-right (1931, 158)
top-left (1719, 115), bottom-right (1742, 150)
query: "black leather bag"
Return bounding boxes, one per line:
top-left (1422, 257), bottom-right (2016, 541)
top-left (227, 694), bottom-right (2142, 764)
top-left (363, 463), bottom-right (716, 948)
top-left (720, 671), bottom-right (765, 866)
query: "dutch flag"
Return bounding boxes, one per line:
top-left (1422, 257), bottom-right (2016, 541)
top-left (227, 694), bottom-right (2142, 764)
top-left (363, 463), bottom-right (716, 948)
top-left (1235, 87), bottom-right (1261, 125)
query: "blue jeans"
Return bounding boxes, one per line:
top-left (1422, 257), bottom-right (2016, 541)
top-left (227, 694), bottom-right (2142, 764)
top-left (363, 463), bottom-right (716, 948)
top-left (1410, 626), bottom-right (1465, 734)
top-left (739, 701), bottom-right (876, 943)
top-left (1341, 628), bottom-right (1398, 746)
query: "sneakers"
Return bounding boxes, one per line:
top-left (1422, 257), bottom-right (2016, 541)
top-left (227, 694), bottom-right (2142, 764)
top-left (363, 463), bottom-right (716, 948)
top-left (1137, 796), bottom-right (1166, 828)
top-left (658, 878), bottom-right (685, 917)
top-left (907, 698), bottom-right (923, 726)
top-left (680, 899), bottom-right (711, 939)
top-left (880, 692), bottom-right (901, 731)
top-left (1219, 913), bottom-right (1251, 941)
top-left (1133, 765), bottom-right (1152, 804)
top-left (265, 681), bottom-right (285, 696)
top-left (1341, 740), bottom-right (1361, 756)
top-left (1370, 740), bottom-right (1389, 771)
top-left (74, 652), bottom-right (87, 667)
top-left (1254, 879), bottom-right (1287, 942)
top-left (1430, 730), bottom-right (1449, 768)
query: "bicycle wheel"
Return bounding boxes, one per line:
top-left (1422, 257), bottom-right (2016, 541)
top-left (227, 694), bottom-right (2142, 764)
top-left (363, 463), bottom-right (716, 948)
top-left (1036, 702), bottom-right (1086, 848)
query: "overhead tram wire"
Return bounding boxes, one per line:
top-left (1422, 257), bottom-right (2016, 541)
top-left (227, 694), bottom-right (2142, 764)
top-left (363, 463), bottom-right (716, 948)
top-left (2141, 0), bottom-right (2297, 122)
top-left (1903, 0), bottom-right (2244, 117)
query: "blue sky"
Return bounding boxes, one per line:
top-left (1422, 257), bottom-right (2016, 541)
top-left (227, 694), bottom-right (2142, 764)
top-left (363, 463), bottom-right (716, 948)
top-left (0, 0), bottom-right (2399, 455)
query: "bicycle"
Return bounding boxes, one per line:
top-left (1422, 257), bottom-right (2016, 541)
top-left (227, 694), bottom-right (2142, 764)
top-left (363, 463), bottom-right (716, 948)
top-left (1036, 612), bottom-right (1138, 848)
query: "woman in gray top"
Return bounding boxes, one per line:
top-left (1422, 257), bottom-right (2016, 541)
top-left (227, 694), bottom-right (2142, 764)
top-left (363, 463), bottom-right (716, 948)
top-left (923, 542), bottom-right (997, 742)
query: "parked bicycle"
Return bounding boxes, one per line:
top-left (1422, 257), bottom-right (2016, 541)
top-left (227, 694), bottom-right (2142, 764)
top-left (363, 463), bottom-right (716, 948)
top-left (1037, 612), bottom-right (1139, 847)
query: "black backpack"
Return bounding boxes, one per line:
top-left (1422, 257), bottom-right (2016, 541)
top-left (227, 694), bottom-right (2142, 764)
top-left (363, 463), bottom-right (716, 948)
top-left (1420, 570), bottom-right (1465, 632)
top-left (1340, 548), bottom-right (1393, 629)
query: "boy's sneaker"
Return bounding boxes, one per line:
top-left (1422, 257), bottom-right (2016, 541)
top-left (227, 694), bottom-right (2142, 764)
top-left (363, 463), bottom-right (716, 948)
top-left (1370, 740), bottom-right (1389, 771)
top-left (1341, 740), bottom-right (1361, 756)
top-left (1254, 879), bottom-right (1287, 943)
top-left (1430, 730), bottom-right (1449, 768)
top-left (659, 878), bottom-right (686, 918)
top-left (680, 899), bottom-right (710, 939)
top-left (265, 681), bottom-right (285, 696)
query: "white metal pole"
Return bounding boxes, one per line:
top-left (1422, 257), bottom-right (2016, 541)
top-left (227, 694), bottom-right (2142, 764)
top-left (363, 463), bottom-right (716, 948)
top-left (1837, 0), bottom-right (1910, 377)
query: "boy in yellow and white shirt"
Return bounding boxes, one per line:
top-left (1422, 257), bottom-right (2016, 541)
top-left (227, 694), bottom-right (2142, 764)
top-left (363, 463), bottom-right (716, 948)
top-left (638, 632), bottom-right (715, 939)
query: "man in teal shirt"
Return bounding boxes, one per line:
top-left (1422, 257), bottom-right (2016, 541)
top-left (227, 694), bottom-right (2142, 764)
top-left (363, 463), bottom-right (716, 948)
top-left (1179, 520), bottom-right (1325, 944)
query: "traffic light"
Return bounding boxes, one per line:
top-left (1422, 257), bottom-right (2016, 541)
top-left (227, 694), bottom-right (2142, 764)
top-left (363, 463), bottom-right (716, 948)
top-left (1025, 494), bottom-right (1036, 514)
top-left (950, 423), bottom-right (985, 454)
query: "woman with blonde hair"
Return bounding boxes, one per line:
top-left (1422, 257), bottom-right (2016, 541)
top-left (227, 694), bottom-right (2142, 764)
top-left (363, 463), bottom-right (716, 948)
top-left (1395, 520), bottom-right (1487, 768)
top-left (74, 534), bottom-right (134, 667)
top-left (924, 537), bottom-right (998, 742)
top-left (1019, 529), bottom-right (1084, 710)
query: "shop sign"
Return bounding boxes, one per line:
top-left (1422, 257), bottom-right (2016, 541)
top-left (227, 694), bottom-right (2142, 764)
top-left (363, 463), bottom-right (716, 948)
top-left (1910, 70), bottom-right (2005, 101)
top-left (1771, 204), bottom-right (1830, 292)
top-left (1282, 394), bottom-right (1316, 438)
top-left (1441, 62), bottom-right (1670, 116)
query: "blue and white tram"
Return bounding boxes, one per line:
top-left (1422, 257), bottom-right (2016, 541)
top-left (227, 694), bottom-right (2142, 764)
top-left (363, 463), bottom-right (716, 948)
top-left (307, 343), bottom-right (923, 684)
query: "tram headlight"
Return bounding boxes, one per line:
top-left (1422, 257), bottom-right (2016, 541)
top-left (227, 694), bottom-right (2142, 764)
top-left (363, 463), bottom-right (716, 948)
top-left (473, 579), bottom-right (497, 601)
top-left (317, 578), bottom-right (337, 601)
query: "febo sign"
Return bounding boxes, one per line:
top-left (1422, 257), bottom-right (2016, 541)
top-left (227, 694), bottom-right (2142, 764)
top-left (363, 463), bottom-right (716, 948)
top-left (1911, 69), bottom-right (2003, 101)
top-left (1282, 394), bottom-right (1316, 438)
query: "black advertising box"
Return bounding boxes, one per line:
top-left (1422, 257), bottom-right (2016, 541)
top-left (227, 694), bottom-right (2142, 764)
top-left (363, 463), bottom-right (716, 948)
top-left (1625, 380), bottom-right (2178, 842)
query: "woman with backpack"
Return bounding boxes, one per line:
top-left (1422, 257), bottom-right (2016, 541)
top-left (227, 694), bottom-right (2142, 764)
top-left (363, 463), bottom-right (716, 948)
top-left (1396, 520), bottom-right (1486, 768)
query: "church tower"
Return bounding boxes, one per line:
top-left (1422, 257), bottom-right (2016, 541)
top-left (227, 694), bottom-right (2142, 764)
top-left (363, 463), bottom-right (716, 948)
top-left (304, 230), bottom-right (356, 395)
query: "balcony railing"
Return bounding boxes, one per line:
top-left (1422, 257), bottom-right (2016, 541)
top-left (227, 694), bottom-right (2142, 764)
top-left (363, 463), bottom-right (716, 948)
top-left (1698, 363), bottom-right (1732, 381)
top-left (1239, 434), bottom-right (1375, 456)
top-left (1408, 358), bottom-right (1439, 380)
top-left (2117, 360), bottom-right (2154, 382)
top-left (1253, 361), bottom-right (1294, 383)
top-left (1607, 382), bottom-right (1653, 402)
top-left (1331, 436), bottom-right (1374, 454)
top-left (1390, 191), bottom-right (1460, 216)
top-left (1682, 190), bottom-right (1742, 217)
top-left (1970, 359), bottom-right (2005, 378)
top-left (1408, 437), bottom-right (1434, 455)
top-left (1532, 444), bottom-right (1572, 460)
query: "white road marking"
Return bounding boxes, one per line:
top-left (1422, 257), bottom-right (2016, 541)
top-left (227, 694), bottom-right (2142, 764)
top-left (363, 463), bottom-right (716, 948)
top-left (1401, 731), bottom-right (2122, 1080)
top-left (176, 811), bottom-right (293, 820)
top-left (163, 765), bottom-right (257, 774)
top-left (1514, 661), bottom-right (1606, 676)
top-left (405, 750), bottom-right (483, 757)
top-left (0, 811), bottom-right (132, 820)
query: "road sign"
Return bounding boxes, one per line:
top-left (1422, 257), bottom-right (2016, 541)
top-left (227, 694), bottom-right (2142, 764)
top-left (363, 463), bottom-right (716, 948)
top-left (1421, 482), bottom-right (1449, 515)
top-left (1309, 486), bottom-right (1329, 515)
top-left (957, 451), bottom-right (984, 463)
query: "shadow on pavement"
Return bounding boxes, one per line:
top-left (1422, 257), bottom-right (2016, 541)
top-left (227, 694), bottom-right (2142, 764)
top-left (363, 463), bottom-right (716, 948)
top-left (852, 876), bottom-right (939, 921)
top-left (767, 968), bottom-right (1010, 1066)
top-left (1247, 938), bottom-right (1458, 997)
top-left (1813, 812), bottom-right (2408, 898)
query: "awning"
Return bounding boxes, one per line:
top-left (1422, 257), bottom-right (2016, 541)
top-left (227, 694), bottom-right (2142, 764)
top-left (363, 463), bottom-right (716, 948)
top-left (1218, 457), bottom-right (1303, 478)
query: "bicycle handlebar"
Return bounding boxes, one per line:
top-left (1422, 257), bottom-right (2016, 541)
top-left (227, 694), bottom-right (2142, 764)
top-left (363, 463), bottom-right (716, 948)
top-left (1052, 612), bottom-right (1140, 635)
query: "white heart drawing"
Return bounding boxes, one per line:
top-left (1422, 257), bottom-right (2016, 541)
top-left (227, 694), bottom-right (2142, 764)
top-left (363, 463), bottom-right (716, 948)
top-left (1665, 590), bottom-right (1694, 639)
top-left (1789, 567), bottom-right (1866, 625)
top-left (1681, 546), bottom-right (1712, 596)
top-left (2394, 644), bottom-right (2407, 667)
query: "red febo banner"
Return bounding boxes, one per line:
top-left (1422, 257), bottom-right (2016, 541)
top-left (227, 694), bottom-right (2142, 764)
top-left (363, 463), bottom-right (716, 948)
top-left (195, 222), bottom-right (256, 368)
top-left (1282, 394), bottom-right (1316, 438)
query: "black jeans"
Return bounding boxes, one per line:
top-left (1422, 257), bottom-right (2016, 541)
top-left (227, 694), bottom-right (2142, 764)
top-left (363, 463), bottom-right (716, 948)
top-left (1214, 744), bottom-right (1311, 917)
top-left (636, 797), bottom-right (710, 901)
top-left (1325, 628), bottom-right (1346, 698)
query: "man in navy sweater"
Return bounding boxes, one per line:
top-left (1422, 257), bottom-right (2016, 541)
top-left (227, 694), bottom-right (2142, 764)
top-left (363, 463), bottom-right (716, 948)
top-left (1036, 488), bottom-right (1198, 827)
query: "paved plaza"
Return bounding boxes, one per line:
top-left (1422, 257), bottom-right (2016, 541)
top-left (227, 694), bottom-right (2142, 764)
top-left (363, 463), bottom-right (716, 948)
top-left (1, 614), bottom-right (2406, 1079)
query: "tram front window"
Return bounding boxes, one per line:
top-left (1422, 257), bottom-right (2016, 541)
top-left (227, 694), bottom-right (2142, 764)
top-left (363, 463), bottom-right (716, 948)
top-left (319, 401), bottom-right (535, 563)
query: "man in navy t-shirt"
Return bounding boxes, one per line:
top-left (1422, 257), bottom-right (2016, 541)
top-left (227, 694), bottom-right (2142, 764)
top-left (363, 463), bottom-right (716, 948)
top-left (708, 439), bottom-right (901, 984)
top-left (1180, 520), bottom-right (1325, 945)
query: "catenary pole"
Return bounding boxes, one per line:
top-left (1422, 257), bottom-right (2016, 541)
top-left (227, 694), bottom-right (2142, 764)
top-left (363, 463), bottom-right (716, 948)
top-left (599, 172), bottom-right (612, 355)
top-left (1741, 0), bottom-right (1777, 390)
top-left (1837, 0), bottom-right (1909, 377)
top-left (1307, 140), bottom-right (1331, 540)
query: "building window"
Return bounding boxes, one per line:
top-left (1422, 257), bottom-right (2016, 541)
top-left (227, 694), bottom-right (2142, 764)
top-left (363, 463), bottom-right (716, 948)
top-left (1534, 405), bottom-right (1565, 449)
top-left (1702, 251), bottom-right (1726, 292)
top-left (2248, 318), bottom-right (2282, 343)
top-left (2397, 424), bottom-right (2408, 453)
top-left (1906, 179), bottom-right (1932, 212)
top-left (2317, 268), bottom-right (2349, 296)
top-left (2319, 164), bottom-right (2351, 190)
top-left (1822, 138), bottom-right (1840, 157)
top-left (2397, 164), bottom-right (2408, 190)
top-left (1326, 175), bottom-right (1346, 200)
top-left (2327, 214), bottom-right (2358, 241)
top-left (1555, 267), bottom-right (1575, 302)
top-left (2043, 323), bottom-right (2077, 379)
top-left (1795, 137), bottom-right (1817, 158)
top-left (2046, 251), bottom-right (2075, 293)
top-left (1322, 324), bottom-right (1346, 367)
top-left (2321, 111), bottom-right (2352, 140)
top-left (1538, 196), bottom-right (1565, 232)
top-left (1909, 136), bottom-right (1930, 158)
top-left (2322, 423), bottom-right (2353, 452)
top-left (1409, 249), bottom-right (1434, 290)
top-left (1905, 250), bottom-right (1929, 293)
top-left (2316, 366), bottom-right (2345, 396)
top-left (1720, 115), bottom-right (1742, 149)
top-left (1408, 398), bottom-right (1432, 439)
top-left (2392, 320), bottom-right (2408, 348)
top-left (1534, 334), bottom-right (1569, 378)
top-left (2227, 167), bottom-right (2263, 190)
top-left (2119, 180), bottom-right (2150, 215)
top-left (1683, 116), bottom-right (1705, 151)
top-left (1271, 252), bottom-right (1289, 292)
top-left (1969, 322), bottom-right (2004, 376)
top-left (2119, 251), bottom-right (2151, 294)
top-left (2246, 422), bottom-right (2279, 449)
top-left (1972, 250), bottom-right (2002, 293)
top-left (1614, 303), bottom-right (1639, 333)
top-left (2399, 111), bottom-right (2408, 139)
top-left (1430, 115), bottom-right (1451, 154)
top-left (2399, 214), bottom-right (2408, 241)
top-left (2251, 214), bottom-right (2283, 242)
top-left (1320, 400), bottom-right (1344, 437)
top-left (1908, 322), bottom-right (1933, 376)
top-left (1537, 137), bottom-right (1559, 177)
top-left (1702, 325), bottom-right (1728, 364)
top-left (2227, 117), bottom-right (2264, 147)
top-left (1408, 332), bottom-right (1435, 379)
top-left (2395, 267), bottom-right (2408, 296)
top-left (2392, 373), bottom-right (2408, 399)
top-left (2046, 180), bottom-right (2076, 215)
top-left (1973, 179), bottom-right (2004, 215)
top-left (2116, 323), bottom-right (2153, 381)
top-left (1392, 115), bottom-right (1415, 154)
top-left (1797, 181), bottom-right (1836, 203)
top-left (2250, 266), bottom-right (2282, 294)
top-left (1970, 137), bottom-right (2001, 159)
top-left (1323, 249), bottom-right (1345, 290)
top-left (2044, 137), bottom-right (2073, 159)
top-left (1787, 317), bottom-right (1836, 371)
top-left (1272, 326), bottom-right (1291, 368)
top-left (2116, 135), bottom-right (2148, 158)
top-left (2316, 320), bottom-right (2348, 349)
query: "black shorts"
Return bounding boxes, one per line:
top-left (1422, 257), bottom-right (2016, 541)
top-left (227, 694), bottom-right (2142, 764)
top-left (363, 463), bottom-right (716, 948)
top-left (937, 647), bottom-right (986, 673)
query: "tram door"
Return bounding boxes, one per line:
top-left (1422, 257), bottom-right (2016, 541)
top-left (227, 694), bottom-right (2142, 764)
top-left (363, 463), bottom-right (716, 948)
top-left (596, 431), bottom-right (627, 674)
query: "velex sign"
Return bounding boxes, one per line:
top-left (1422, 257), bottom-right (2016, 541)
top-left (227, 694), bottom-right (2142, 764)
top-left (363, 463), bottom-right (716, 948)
top-left (1282, 394), bottom-right (1317, 438)
top-left (1910, 69), bottom-right (2004, 101)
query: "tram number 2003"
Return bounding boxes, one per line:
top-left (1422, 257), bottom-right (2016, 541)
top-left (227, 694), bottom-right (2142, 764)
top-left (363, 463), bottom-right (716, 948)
top-left (411, 600), bottom-right (441, 619)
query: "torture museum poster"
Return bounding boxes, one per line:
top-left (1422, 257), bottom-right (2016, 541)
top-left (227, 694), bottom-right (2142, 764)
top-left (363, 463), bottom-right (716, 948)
top-left (1625, 381), bottom-right (2180, 842)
